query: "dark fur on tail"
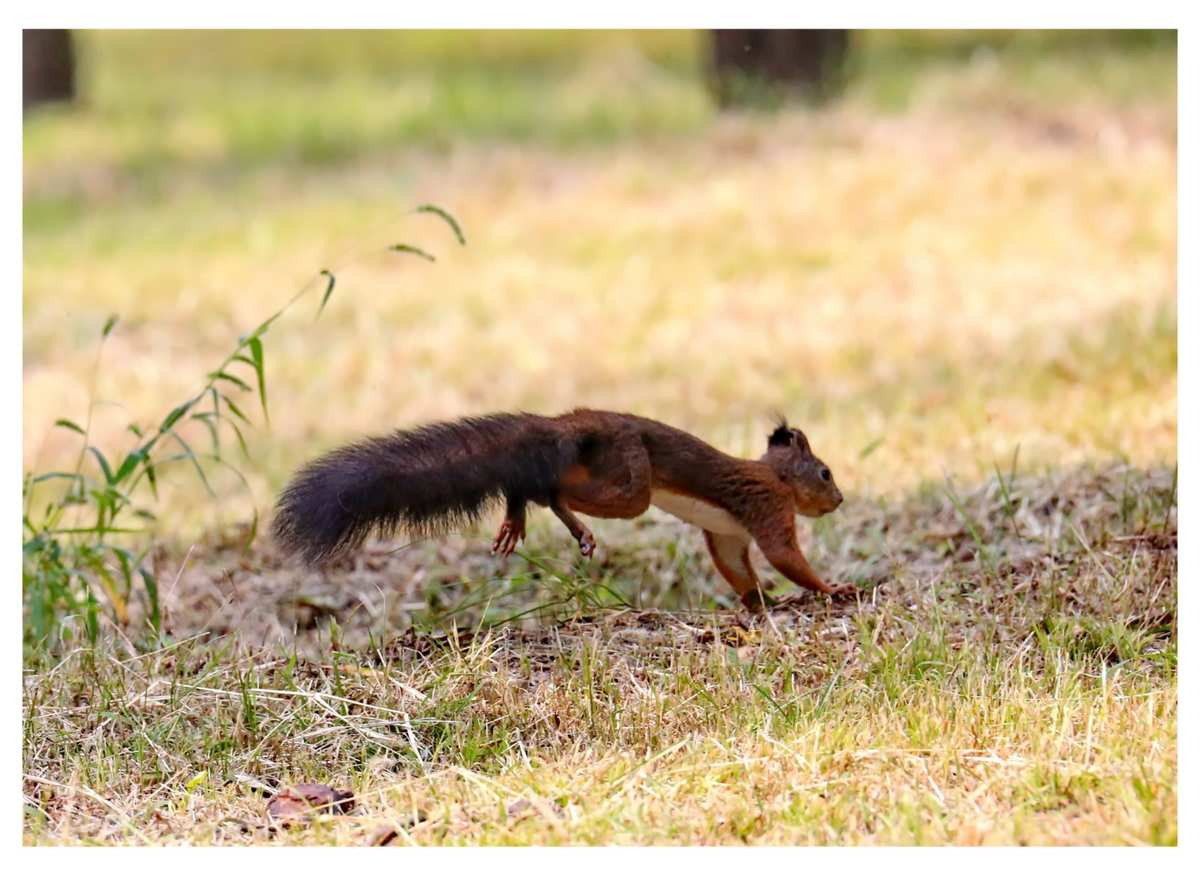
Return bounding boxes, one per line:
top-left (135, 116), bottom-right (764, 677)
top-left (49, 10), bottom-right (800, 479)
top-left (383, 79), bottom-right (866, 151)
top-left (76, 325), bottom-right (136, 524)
top-left (273, 413), bottom-right (576, 565)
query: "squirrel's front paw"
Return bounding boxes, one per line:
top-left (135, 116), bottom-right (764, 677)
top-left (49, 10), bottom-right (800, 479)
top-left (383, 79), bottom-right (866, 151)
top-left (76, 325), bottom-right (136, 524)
top-left (825, 582), bottom-right (858, 599)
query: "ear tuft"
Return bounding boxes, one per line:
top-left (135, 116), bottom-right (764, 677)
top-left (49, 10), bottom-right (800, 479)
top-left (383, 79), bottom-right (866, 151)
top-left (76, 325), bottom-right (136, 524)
top-left (767, 417), bottom-right (793, 447)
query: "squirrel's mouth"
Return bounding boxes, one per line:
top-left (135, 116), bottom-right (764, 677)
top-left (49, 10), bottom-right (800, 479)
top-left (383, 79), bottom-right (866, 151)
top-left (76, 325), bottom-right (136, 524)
top-left (800, 502), bottom-right (837, 518)
top-left (809, 494), bottom-right (843, 517)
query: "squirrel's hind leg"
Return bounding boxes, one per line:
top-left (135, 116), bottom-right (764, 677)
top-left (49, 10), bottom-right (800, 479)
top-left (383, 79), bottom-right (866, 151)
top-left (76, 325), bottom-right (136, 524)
top-left (547, 433), bottom-right (652, 558)
top-left (551, 498), bottom-right (597, 557)
top-left (557, 435), bottom-right (652, 519)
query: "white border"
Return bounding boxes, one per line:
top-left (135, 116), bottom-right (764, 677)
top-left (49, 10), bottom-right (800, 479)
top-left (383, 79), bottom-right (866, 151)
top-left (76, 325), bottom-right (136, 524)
top-left (11, 2), bottom-right (1191, 29)
top-left (10, 2), bottom-right (1188, 880)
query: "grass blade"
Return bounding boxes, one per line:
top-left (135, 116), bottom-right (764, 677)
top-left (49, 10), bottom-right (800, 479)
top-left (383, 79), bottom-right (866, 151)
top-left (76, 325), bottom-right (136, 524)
top-left (245, 336), bottom-right (268, 424)
top-left (415, 203), bottom-right (466, 245)
top-left (87, 447), bottom-right (115, 485)
top-left (390, 243), bottom-right (436, 263)
top-left (316, 269), bottom-right (336, 318)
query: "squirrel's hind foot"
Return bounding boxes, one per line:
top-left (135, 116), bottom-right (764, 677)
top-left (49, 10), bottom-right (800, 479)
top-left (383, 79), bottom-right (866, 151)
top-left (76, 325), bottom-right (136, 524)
top-left (578, 530), bottom-right (596, 558)
top-left (491, 517), bottom-right (525, 557)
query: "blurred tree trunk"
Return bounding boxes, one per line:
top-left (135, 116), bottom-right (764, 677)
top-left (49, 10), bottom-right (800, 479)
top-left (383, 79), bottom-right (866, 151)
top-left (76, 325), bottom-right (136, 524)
top-left (24, 29), bottom-right (75, 111)
top-left (710, 29), bottom-right (849, 108)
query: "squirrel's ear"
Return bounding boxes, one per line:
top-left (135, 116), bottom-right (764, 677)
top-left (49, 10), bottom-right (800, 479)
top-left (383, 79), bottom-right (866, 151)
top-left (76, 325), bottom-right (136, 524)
top-left (768, 419), bottom-right (793, 448)
top-left (792, 429), bottom-right (812, 454)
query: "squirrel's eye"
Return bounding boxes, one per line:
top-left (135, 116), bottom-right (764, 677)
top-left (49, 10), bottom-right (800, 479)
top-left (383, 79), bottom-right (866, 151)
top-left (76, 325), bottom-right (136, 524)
top-left (820, 468), bottom-right (831, 482)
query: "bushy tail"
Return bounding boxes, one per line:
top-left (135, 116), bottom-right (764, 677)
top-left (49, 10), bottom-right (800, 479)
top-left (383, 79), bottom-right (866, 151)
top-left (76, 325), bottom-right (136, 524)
top-left (272, 413), bottom-right (575, 565)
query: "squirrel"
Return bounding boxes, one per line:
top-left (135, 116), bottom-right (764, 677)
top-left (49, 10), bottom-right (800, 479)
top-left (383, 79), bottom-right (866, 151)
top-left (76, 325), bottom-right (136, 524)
top-left (272, 409), bottom-right (854, 610)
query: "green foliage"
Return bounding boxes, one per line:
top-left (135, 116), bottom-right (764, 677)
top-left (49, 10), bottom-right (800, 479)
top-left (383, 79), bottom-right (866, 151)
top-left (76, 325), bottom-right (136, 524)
top-left (22, 29), bottom-right (1174, 226)
top-left (23, 313), bottom-right (270, 652)
top-left (21, 205), bottom-right (465, 655)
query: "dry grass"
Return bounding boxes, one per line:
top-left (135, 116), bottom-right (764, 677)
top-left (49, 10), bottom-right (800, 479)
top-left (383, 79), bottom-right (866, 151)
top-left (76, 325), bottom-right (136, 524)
top-left (23, 57), bottom-right (1176, 536)
top-left (23, 464), bottom-right (1176, 845)
top-left (22, 32), bottom-right (1176, 846)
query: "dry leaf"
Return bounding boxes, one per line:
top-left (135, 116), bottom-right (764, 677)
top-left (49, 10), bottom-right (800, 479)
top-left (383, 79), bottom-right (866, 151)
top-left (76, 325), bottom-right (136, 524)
top-left (506, 797), bottom-right (565, 823)
top-left (266, 783), bottom-right (355, 828)
top-left (368, 825), bottom-right (399, 846)
top-left (506, 798), bottom-right (533, 818)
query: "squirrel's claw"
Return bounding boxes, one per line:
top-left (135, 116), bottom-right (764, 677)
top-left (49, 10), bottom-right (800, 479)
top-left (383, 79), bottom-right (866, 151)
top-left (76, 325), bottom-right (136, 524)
top-left (764, 583), bottom-right (857, 611)
top-left (491, 519), bottom-right (524, 557)
top-left (578, 530), bottom-right (597, 558)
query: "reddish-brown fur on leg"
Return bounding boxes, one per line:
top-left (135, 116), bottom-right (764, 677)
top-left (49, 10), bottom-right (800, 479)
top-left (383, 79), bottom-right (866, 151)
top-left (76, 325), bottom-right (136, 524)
top-left (550, 433), bottom-right (652, 555)
top-left (752, 510), bottom-right (856, 600)
top-left (557, 434), bottom-right (652, 519)
top-left (551, 499), bottom-right (597, 556)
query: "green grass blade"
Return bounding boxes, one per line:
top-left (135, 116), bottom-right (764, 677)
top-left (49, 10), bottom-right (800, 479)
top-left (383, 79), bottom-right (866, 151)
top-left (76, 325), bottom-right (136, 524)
top-left (208, 371), bottom-right (252, 392)
top-left (159, 398), bottom-right (197, 434)
top-left (112, 449), bottom-right (146, 485)
top-left (87, 447), bottom-right (115, 485)
top-left (390, 243), bottom-right (436, 262)
top-left (316, 269), bottom-right (336, 318)
top-left (246, 336), bottom-right (268, 424)
top-left (415, 204), bottom-right (467, 245)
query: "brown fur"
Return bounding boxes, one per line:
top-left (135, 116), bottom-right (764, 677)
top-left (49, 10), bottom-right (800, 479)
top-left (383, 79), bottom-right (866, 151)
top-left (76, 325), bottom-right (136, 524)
top-left (274, 408), bottom-right (853, 609)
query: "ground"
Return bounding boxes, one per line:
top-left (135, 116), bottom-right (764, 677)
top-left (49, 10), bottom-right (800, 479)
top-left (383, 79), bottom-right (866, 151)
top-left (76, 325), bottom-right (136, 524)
top-left (22, 31), bottom-right (1176, 845)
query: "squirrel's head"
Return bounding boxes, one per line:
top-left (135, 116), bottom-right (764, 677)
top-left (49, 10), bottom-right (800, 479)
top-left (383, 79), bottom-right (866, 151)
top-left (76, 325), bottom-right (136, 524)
top-left (761, 417), bottom-right (843, 517)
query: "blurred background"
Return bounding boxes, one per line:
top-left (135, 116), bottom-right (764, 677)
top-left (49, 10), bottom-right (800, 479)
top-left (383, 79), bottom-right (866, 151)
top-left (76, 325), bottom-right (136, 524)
top-left (23, 29), bottom-right (1177, 538)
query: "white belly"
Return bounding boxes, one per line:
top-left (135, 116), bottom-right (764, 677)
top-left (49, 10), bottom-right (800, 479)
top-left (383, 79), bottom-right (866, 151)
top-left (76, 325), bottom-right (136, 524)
top-left (650, 489), bottom-right (749, 538)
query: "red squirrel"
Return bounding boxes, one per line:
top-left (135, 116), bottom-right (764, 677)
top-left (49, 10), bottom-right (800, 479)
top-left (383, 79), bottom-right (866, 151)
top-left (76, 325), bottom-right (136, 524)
top-left (273, 409), bottom-right (854, 610)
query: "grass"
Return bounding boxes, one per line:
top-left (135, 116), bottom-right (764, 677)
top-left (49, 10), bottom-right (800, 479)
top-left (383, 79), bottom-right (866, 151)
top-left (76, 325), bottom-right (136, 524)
top-left (24, 30), bottom-right (1175, 230)
top-left (23, 102), bottom-right (1176, 535)
top-left (23, 464), bottom-right (1176, 844)
top-left (22, 30), bottom-right (1176, 845)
